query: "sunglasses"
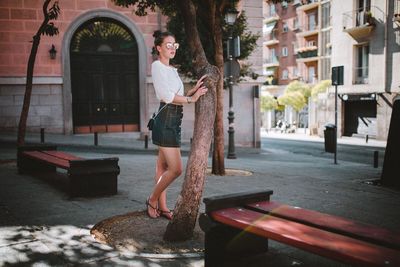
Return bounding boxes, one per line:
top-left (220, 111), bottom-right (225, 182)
top-left (165, 42), bottom-right (180, 50)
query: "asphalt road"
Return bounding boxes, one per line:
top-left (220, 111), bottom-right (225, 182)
top-left (261, 137), bottom-right (386, 167)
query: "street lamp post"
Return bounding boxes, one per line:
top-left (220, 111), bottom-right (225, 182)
top-left (225, 6), bottom-right (238, 159)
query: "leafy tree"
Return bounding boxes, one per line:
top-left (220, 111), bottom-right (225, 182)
top-left (311, 79), bottom-right (331, 101)
top-left (166, 4), bottom-right (259, 175)
top-left (17, 0), bottom-right (60, 146)
top-left (278, 81), bottom-right (310, 112)
top-left (278, 91), bottom-right (306, 112)
top-left (260, 92), bottom-right (278, 112)
top-left (113, 0), bottom-right (228, 241)
top-left (285, 80), bottom-right (311, 98)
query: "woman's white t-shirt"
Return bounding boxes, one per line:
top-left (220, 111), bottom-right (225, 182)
top-left (151, 60), bottom-right (184, 103)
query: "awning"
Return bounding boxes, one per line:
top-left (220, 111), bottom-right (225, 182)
top-left (263, 21), bottom-right (277, 34)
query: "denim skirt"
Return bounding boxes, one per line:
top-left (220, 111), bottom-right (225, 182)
top-left (152, 103), bottom-right (183, 147)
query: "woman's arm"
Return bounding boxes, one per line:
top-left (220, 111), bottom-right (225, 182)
top-left (172, 84), bottom-right (208, 104)
top-left (186, 75), bottom-right (207, 97)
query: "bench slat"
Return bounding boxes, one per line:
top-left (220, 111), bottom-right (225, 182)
top-left (42, 150), bottom-right (82, 161)
top-left (22, 151), bottom-right (70, 169)
top-left (211, 207), bottom-right (400, 267)
top-left (246, 201), bottom-right (400, 250)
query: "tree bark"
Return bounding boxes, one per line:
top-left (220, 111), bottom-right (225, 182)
top-left (211, 1), bottom-right (227, 175)
top-left (164, 0), bottom-right (220, 241)
top-left (17, 0), bottom-right (52, 146)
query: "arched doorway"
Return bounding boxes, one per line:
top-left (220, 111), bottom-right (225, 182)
top-left (70, 18), bottom-right (140, 133)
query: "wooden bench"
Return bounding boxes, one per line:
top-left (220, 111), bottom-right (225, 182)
top-left (199, 190), bottom-right (400, 267)
top-left (17, 144), bottom-right (120, 197)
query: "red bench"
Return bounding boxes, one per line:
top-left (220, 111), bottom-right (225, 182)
top-left (17, 144), bottom-right (119, 197)
top-left (199, 190), bottom-right (400, 267)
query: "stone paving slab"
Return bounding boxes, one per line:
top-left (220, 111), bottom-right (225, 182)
top-left (0, 132), bottom-right (398, 266)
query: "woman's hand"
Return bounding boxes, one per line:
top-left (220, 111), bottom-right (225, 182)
top-left (187, 75), bottom-right (207, 97)
top-left (191, 84), bottom-right (208, 102)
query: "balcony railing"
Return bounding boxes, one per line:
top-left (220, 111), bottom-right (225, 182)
top-left (296, 49), bottom-right (318, 58)
top-left (264, 56), bottom-right (279, 64)
top-left (297, 0), bottom-right (320, 11)
top-left (264, 33), bottom-right (279, 46)
top-left (353, 66), bottom-right (369, 84)
top-left (296, 24), bottom-right (319, 37)
top-left (263, 56), bottom-right (279, 68)
top-left (342, 6), bottom-right (383, 40)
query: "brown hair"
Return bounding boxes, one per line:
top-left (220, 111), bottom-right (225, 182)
top-left (151, 30), bottom-right (175, 56)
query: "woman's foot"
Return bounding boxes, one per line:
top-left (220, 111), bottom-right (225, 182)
top-left (146, 198), bottom-right (159, 218)
top-left (158, 209), bottom-right (173, 220)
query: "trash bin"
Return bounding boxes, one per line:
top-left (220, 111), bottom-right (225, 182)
top-left (324, 124), bottom-right (336, 153)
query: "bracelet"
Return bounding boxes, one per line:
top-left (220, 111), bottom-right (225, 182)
top-left (186, 97), bottom-right (192, 103)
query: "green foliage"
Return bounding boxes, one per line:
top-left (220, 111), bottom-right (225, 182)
top-left (112, 0), bottom-right (260, 81)
top-left (278, 91), bottom-right (306, 112)
top-left (277, 81), bottom-right (310, 112)
top-left (311, 79), bottom-right (331, 101)
top-left (260, 93), bottom-right (278, 112)
top-left (112, 0), bottom-right (178, 16)
top-left (166, 7), bottom-right (260, 80)
top-left (48, 1), bottom-right (60, 20)
top-left (285, 80), bottom-right (311, 98)
top-left (42, 1), bottom-right (60, 36)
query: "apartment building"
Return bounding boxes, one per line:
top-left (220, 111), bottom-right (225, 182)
top-left (262, 0), bottom-right (331, 130)
top-left (315, 0), bottom-right (399, 140)
top-left (262, 0), bottom-right (399, 141)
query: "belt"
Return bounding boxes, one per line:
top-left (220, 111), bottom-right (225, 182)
top-left (160, 102), bottom-right (183, 110)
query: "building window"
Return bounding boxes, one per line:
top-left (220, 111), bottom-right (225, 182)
top-left (270, 48), bottom-right (276, 58)
top-left (356, 0), bottom-right (371, 26)
top-left (282, 69), bottom-right (289, 80)
top-left (282, 46), bottom-right (288, 57)
top-left (321, 2), bottom-right (331, 28)
top-left (293, 42), bottom-right (298, 54)
top-left (283, 22), bottom-right (289, 32)
top-left (270, 4), bottom-right (276, 16)
top-left (292, 67), bottom-right (299, 78)
top-left (293, 17), bottom-right (300, 30)
top-left (308, 66), bottom-right (316, 83)
top-left (354, 44), bottom-right (369, 84)
top-left (308, 14), bottom-right (317, 31)
top-left (321, 57), bottom-right (331, 80)
top-left (321, 30), bottom-right (331, 56)
top-left (307, 40), bottom-right (316, 47)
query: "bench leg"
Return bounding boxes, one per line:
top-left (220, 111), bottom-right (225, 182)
top-left (204, 224), bottom-right (269, 267)
top-left (69, 173), bottom-right (118, 197)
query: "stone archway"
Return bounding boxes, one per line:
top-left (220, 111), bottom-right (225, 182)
top-left (70, 18), bottom-right (139, 133)
top-left (62, 9), bottom-right (148, 134)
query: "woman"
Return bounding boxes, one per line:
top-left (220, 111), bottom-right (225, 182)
top-left (147, 31), bottom-right (208, 219)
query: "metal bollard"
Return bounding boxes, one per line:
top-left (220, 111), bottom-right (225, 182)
top-left (374, 151), bottom-right (379, 168)
top-left (366, 134), bottom-right (369, 143)
top-left (94, 132), bottom-right (98, 146)
top-left (190, 138), bottom-right (193, 144)
top-left (144, 134), bottom-right (148, 149)
top-left (40, 128), bottom-right (45, 143)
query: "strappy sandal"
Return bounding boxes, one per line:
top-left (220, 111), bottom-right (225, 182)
top-left (145, 198), bottom-right (158, 219)
top-left (158, 209), bottom-right (173, 220)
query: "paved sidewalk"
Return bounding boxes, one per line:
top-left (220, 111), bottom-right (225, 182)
top-left (0, 131), bottom-right (398, 266)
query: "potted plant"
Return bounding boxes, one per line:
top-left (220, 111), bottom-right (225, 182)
top-left (364, 11), bottom-right (375, 26)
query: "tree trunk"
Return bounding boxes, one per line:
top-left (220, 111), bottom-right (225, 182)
top-left (17, 0), bottom-right (52, 146)
top-left (164, 0), bottom-right (220, 241)
top-left (211, 1), bottom-right (226, 175)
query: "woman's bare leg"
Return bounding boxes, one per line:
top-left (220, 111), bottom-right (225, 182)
top-left (155, 150), bottom-right (168, 212)
top-left (147, 147), bottom-right (182, 217)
